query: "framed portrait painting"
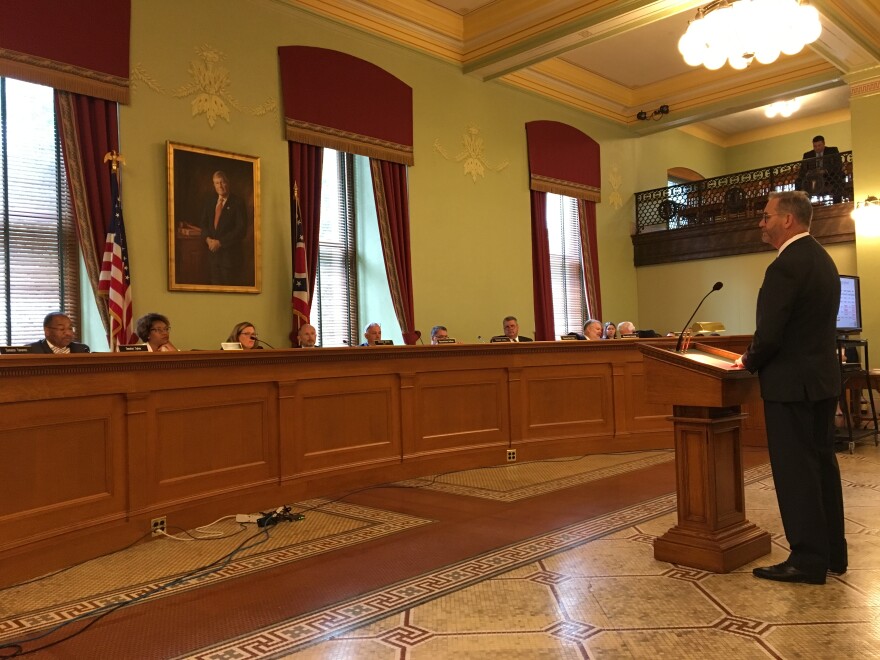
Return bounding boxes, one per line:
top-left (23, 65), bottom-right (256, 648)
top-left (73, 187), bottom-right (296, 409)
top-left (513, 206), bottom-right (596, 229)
top-left (167, 142), bottom-right (261, 292)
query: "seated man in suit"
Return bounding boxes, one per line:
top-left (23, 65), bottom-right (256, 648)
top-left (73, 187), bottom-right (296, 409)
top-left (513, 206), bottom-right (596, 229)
top-left (583, 319), bottom-right (603, 340)
top-left (795, 135), bottom-right (843, 203)
top-left (360, 322), bottom-right (382, 346)
top-left (503, 316), bottom-right (533, 342)
top-left (297, 323), bottom-right (317, 348)
top-left (618, 321), bottom-right (636, 337)
top-left (27, 312), bottom-right (90, 354)
top-left (430, 325), bottom-right (449, 344)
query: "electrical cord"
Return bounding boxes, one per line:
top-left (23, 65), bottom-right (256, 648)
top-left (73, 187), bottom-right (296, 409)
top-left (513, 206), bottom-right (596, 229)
top-left (154, 515), bottom-right (244, 541)
top-left (0, 526), bottom-right (273, 657)
top-left (0, 448), bottom-right (673, 656)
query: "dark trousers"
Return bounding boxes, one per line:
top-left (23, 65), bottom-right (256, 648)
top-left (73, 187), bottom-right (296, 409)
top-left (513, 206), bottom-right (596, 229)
top-left (764, 397), bottom-right (847, 572)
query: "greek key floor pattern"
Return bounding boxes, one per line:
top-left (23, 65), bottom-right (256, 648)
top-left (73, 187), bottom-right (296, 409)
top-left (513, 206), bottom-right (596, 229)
top-left (6, 447), bottom-right (879, 659)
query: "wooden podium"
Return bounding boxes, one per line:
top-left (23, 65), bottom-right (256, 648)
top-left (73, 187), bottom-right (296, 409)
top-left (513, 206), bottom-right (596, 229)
top-left (640, 343), bottom-right (771, 572)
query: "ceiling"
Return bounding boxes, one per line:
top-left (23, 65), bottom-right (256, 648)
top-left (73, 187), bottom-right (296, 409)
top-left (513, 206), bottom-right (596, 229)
top-left (289, 0), bottom-right (880, 144)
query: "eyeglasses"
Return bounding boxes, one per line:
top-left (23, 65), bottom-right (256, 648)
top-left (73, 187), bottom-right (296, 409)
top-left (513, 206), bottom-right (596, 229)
top-left (47, 326), bottom-right (74, 332)
top-left (760, 212), bottom-right (785, 220)
top-left (239, 331), bottom-right (256, 337)
top-left (150, 326), bottom-right (170, 333)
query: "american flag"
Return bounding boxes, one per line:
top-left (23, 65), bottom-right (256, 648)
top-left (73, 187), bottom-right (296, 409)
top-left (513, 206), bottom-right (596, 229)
top-left (98, 163), bottom-right (136, 349)
top-left (291, 182), bottom-right (310, 342)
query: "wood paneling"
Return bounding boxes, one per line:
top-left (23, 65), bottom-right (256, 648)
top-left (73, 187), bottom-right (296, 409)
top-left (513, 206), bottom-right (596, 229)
top-left (292, 374), bottom-right (401, 475)
top-left (0, 395), bottom-right (127, 545)
top-left (411, 369), bottom-right (508, 455)
top-left (0, 336), bottom-right (762, 585)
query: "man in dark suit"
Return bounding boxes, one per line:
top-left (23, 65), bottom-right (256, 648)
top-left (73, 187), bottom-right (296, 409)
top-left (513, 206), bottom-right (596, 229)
top-left (795, 135), bottom-right (843, 203)
top-left (503, 316), bottom-right (533, 342)
top-left (735, 190), bottom-right (845, 585)
top-left (360, 322), bottom-right (382, 346)
top-left (27, 312), bottom-right (90, 354)
top-left (200, 170), bottom-right (247, 285)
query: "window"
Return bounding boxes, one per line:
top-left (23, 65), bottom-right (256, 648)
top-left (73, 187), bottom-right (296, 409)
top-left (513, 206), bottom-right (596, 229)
top-left (546, 193), bottom-right (588, 336)
top-left (0, 77), bottom-right (79, 345)
top-left (314, 149), bottom-right (358, 347)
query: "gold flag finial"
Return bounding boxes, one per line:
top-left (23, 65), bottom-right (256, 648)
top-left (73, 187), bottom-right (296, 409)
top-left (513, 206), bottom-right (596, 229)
top-left (103, 150), bottom-right (126, 172)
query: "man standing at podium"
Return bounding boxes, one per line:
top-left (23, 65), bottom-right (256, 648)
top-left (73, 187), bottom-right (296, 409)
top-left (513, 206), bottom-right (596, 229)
top-left (735, 190), bottom-right (845, 585)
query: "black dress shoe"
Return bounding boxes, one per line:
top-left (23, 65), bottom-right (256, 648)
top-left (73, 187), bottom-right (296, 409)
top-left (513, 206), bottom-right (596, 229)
top-left (753, 562), bottom-right (826, 585)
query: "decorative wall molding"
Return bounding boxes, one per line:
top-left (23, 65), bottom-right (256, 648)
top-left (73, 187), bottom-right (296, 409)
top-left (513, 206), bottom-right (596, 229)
top-left (131, 45), bottom-right (277, 127)
top-left (433, 125), bottom-right (509, 183)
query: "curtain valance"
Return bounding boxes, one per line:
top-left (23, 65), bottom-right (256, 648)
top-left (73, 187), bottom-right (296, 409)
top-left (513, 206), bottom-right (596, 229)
top-left (278, 46), bottom-right (413, 166)
top-left (526, 121), bottom-right (600, 202)
top-left (0, 0), bottom-right (130, 103)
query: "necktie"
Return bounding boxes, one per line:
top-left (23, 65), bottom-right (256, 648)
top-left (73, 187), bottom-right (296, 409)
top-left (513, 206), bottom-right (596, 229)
top-left (214, 198), bottom-right (224, 229)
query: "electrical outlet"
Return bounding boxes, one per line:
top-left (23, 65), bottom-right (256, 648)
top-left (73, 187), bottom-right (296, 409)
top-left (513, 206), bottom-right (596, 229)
top-left (151, 516), bottom-right (167, 536)
top-left (507, 449), bottom-right (517, 462)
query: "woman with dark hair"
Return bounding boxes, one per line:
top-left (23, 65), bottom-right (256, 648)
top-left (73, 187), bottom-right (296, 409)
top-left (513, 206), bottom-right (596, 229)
top-left (135, 313), bottom-right (178, 352)
top-left (603, 322), bottom-right (618, 339)
top-left (226, 321), bottom-right (260, 349)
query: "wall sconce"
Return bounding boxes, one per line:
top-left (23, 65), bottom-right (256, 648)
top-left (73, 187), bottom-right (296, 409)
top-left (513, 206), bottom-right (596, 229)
top-left (637, 105), bottom-right (670, 121)
top-left (851, 195), bottom-right (880, 223)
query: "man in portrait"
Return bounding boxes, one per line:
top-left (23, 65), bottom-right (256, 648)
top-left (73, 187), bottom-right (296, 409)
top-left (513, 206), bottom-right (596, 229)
top-left (199, 170), bottom-right (247, 285)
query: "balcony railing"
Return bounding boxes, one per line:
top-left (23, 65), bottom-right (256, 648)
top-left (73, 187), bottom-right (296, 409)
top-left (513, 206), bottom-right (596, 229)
top-left (635, 151), bottom-right (853, 234)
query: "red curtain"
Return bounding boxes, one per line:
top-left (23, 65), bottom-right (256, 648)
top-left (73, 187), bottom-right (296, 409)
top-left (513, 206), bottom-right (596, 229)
top-left (54, 90), bottom-right (118, 339)
top-left (370, 159), bottom-right (417, 344)
top-left (578, 199), bottom-right (602, 321)
top-left (530, 190), bottom-right (554, 341)
top-left (526, 121), bottom-right (602, 335)
top-left (288, 142), bottom-right (324, 346)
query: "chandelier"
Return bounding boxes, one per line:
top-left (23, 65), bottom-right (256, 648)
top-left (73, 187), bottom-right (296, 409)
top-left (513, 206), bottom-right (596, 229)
top-left (678, 0), bottom-right (822, 71)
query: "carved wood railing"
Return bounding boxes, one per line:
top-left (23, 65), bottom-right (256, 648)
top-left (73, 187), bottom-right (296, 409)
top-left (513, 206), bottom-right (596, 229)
top-left (632, 152), bottom-right (855, 266)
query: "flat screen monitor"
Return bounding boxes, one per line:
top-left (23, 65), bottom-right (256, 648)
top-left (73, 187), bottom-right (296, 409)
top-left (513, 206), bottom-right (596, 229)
top-left (837, 274), bottom-right (862, 334)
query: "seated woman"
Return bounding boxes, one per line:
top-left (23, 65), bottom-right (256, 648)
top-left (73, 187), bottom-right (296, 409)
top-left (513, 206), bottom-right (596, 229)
top-left (135, 313), bottom-right (178, 352)
top-left (226, 321), bottom-right (261, 349)
top-left (603, 321), bottom-right (617, 339)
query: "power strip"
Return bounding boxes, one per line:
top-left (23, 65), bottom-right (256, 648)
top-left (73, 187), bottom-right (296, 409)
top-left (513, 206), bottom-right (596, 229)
top-left (235, 513), bottom-right (262, 524)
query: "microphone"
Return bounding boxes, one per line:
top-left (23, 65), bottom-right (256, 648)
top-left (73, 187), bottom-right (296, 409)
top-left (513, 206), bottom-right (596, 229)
top-left (675, 281), bottom-right (723, 353)
top-left (253, 337), bottom-right (276, 349)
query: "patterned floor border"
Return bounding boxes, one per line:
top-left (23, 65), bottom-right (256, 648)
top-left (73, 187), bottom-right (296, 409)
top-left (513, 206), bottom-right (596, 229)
top-left (396, 452), bottom-right (675, 502)
top-left (180, 463), bottom-right (775, 659)
top-left (0, 502), bottom-right (431, 643)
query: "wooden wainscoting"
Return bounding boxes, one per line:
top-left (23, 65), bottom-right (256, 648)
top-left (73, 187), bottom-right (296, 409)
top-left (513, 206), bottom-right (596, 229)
top-left (0, 336), bottom-right (762, 585)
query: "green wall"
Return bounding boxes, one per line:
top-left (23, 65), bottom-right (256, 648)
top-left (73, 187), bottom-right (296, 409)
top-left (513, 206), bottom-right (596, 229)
top-left (109, 0), bottom-right (858, 350)
top-left (118, 0), bottom-right (635, 349)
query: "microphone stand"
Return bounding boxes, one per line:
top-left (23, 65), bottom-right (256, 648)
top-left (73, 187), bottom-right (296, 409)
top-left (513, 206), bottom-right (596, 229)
top-left (675, 282), bottom-right (723, 353)
top-left (253, 337), bottom-right (276, 349)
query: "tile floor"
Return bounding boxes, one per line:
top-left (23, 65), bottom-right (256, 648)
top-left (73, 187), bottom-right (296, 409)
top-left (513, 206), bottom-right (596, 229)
top-left (3, 446), bottom-right (878, 659)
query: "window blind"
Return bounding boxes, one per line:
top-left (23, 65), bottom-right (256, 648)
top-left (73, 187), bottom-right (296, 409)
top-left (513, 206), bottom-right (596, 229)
top-left (0, 77), bottom-right (78, 345)
top-left (314, 148), bottom-right (358, 347)
top-left (547, 192), bottom-right (588, 336)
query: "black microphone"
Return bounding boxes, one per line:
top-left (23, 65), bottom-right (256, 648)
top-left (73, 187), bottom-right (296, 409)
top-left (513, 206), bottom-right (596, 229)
top-left (675, 281), bottom-right (723, 353)
top-left (253, 336), bottom-right (276, 349)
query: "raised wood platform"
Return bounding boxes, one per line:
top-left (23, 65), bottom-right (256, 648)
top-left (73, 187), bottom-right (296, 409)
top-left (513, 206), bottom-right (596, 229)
top-left (0, 336), bottom-right (761, 585)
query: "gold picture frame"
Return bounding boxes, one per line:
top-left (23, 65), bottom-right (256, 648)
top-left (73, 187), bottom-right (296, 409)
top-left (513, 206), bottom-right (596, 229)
top-left (167, 141), bottom-right (261, 292)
